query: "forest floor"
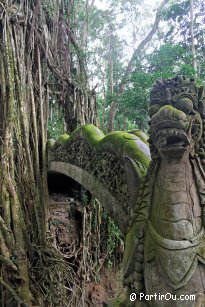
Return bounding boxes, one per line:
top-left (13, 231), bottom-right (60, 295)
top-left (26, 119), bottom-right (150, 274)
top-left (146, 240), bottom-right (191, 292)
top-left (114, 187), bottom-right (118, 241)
top-left (48, 191), bottom-right (124, 306)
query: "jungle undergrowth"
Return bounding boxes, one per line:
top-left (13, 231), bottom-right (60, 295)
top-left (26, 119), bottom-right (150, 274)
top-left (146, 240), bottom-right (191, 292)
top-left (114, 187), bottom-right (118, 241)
top-left (33, 190), bottom-right (124, 306)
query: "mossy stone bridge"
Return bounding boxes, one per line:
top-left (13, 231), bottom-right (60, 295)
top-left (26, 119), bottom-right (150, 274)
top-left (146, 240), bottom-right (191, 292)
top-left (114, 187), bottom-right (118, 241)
top-left (47, 124), bottom-right (150, 235)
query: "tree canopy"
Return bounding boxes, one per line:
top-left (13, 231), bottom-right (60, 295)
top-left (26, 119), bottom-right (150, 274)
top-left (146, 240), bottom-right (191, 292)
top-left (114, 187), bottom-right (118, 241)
top-left (76, 0), bottom-right (205, 132)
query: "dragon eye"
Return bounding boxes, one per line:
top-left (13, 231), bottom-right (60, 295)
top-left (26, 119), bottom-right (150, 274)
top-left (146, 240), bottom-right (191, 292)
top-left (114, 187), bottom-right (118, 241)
top-left (175, 97), bottom-right (194, 114)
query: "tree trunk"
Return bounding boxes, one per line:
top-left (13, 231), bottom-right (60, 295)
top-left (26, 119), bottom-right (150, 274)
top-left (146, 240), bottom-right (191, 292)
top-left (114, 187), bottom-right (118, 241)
top-left (48, 6), bottom-right (98, 133)
top-left (106, 24), bottom-right (115, 132)
top-left (0, 2), bottom-right (47, 304)
top-left (190, 0), bottom-right (197, 74)
top-left (107, 101), bottom-right (118, 132)
top-left (0, 1), bottom-right (90, 305)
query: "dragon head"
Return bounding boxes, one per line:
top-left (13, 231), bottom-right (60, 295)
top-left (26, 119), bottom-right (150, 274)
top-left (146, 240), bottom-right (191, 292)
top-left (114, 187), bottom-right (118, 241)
top-left (149, 76), bottom-right (204, 159)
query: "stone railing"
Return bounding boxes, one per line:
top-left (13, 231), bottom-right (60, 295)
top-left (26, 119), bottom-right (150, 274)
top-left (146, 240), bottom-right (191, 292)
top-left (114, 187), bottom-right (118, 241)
top-left (47, 124), bottom-right (150, 235)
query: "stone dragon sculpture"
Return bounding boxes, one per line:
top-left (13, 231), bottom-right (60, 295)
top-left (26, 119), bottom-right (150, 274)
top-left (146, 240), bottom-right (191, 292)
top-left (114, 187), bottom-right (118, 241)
top-left (123, 76), bottom-right (205, 306)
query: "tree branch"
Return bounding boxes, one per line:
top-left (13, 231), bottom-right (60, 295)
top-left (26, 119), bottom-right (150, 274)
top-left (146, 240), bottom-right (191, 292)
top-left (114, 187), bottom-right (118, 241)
top-left (119, 0), bottom-right (170, 93)
top-left (107, 0), bottom-right (170, 131)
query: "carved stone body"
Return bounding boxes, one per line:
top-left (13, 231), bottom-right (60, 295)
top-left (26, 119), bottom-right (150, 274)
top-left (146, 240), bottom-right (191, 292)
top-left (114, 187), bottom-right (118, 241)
top-left (123, 76), bottom-right (205, 306)
top-left (144, 155), bottom-right (205, 306)
top-left (150, 155), bottom-right (202, 240)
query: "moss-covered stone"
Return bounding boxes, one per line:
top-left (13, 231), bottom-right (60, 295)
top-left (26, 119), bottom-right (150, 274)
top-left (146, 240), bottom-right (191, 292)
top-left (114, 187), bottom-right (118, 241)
top-left (96, 131), bottom-right (137, 156)
top-left (57, 133), bottom-right (70, 145)
top-left (122, 139), bottom-right (150, 168)
top-left (47, 139), bottom-right (55, 150)
top-left (128, 130), bottom-right (149, 145)
top-left (155, 104), bottom-right (187, 121)
top-left (70, 124), bottom-right (105, 146)
top-left (96, 131), bottom-right (150, 168)
top-left (51, 134), bottom-right (70, 150)
top-left (48, 125), bottom-right (151, 169)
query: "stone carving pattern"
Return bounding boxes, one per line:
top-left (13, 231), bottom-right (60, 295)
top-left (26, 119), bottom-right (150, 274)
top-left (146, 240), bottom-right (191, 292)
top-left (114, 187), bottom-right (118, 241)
top-left (52, 140), bottom-right (131, 216)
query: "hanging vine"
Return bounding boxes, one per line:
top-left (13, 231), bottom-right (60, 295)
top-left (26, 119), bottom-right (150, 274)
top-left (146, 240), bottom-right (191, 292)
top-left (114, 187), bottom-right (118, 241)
top-left (0, 0), bottom-right (97, 305)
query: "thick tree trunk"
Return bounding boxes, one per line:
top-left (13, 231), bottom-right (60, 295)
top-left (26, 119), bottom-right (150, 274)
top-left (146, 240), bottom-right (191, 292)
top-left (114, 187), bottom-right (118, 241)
top-left (0, 1), bottom-right (84, 305)
top-left (0, 3), bottom-right (47, 304)
top-left (63, 86), bottom-right (98, 133)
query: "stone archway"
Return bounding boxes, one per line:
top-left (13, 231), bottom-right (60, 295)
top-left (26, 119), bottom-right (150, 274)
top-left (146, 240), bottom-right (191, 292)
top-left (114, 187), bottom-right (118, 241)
top-left (48, 161), bottom-right (127, 234)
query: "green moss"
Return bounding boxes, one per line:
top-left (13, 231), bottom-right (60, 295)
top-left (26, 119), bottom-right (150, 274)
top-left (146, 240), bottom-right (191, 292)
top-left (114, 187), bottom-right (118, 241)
top-left (57, 133), bottom-right (70, 145)
top-left (123, 139), bottom-right (150, 168)
top-left (47, 139), bottom-right (55, 150)
top-left (128, 130), bottom-right (148, 145)
top-left (96, 131), bottom-right (136, 156)
top-left (70, 124), bottom-right (105, 146)
top-left (49, 125), bottom-right (151, 168)
top-left (159, 105), bottom-right (187, 120)
top-left (131, 159), bottom-right (147, 178)
top-left (95, 131), bottom-right (150, 169)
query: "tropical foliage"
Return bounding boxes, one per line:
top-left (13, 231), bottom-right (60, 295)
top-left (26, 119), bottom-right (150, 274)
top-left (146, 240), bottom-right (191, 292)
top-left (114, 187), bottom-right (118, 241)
top-left (48, 0), bottom-right (205, 135)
